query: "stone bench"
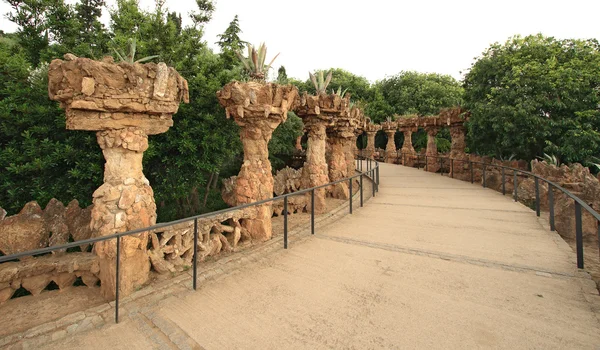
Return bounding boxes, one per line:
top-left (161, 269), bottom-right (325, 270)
top-left (0, 252), bottom-right (99, 303)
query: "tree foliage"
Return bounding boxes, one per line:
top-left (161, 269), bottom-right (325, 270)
top-left (376, 71), bottom-right (463, 117)
top-left (463, 34), bottom-right (600, 164)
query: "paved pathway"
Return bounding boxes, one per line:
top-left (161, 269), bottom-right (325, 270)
top-left (46, 163), bottom-right (600, 349)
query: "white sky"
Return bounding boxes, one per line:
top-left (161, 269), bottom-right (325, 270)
top-left (1, 0), bottom-right (599, 82)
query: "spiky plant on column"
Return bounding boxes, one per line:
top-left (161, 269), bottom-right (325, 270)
top-left (295, 70), bottom-right (351, 211)
top-left (217, 43), bottom-right (298, 242)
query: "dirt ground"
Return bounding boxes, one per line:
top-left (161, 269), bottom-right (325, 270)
top-left (0, 287), bottom-right (105, 338)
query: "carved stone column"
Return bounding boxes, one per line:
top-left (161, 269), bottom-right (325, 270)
top-left (425, 126), bottom-right (440, 172)
top-left (296, 92), bottom-right (350, 212)
top-left (364, 122), bottom-right (381, 159)
top-left (365, 131), bottom-right (377, 157)
top-left (48, 55), bottom-right (189, 299)
top-left (327, 106), bottom-right (362, 199)
top-left (450, 125), bottom-right (466, 158)
top-left (92, 128), bottom-right (154, 299)
top-left (217, 81), bottom-right (298, 242)
top-left (303, 122), bottom-right (329, 211)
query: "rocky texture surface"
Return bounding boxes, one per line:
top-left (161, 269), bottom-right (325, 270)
top-left (0, 200), bottom-right (93, 256)
top-left (48, 56), bottom-right (189, 135)
top-left (425, 126), bottom-right (440, 173)
top-left (516, 161), bottom-right (600, 242)
top-left (48, 54), bottom-right (189, 300)
top-left (147, 208), bottom-right (256, 274)
top-left (0, 253), bottom-right (99, 303)
top-left (364, 122), bottom-right (381, 159)
top-left (217, 81), bottom-right (298, 241)
top-left (296, 92), bottom-right (350, 212)
top-left (273, 167), bottom-right (303, 196)
top-left (397, 118), bottom-right (418, 166)
top-left (381, 120), bottom-right (397, 164)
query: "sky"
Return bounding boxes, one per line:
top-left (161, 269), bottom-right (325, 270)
top-left (1, 0), bottom-right (599, 82)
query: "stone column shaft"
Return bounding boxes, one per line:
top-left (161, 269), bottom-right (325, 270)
top-left (426, 128), bottom-right (440, 172)
top-left (384, 130), bottom-right (396, 163)
top-left (234, 121), bottom-right (276, 241)
top-left (366, 131), bottom-right (377, 158)
top-left (302, 123), bottom-right (329, 213)
top-left (92, 127), bottom-right (154, 300)
top-left (400, 129), bottom-right (417, 166)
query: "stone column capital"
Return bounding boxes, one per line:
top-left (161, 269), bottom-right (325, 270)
top-left (97, 127), bottom-right (149, 153)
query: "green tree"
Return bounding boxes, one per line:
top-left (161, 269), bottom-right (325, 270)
top-left (377, 71), bottom-right (463, 116)
top-left (463, 34), bottom-right (600, 164)
top-left (0, 40), bottom-right (103, 213)
top-left (216, 14), bottom-right (245, 69)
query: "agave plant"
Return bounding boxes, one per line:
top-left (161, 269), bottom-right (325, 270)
top-left (539, 153), bottom-right (560, 166)
top-left (112, 38), bottom-right (159, 64)
top-left (309, 70), bottom-right (332, 94)
top-left (236, 42), bottom-right (279, 82)
top-left (332, 86), bottom-right (349, 97)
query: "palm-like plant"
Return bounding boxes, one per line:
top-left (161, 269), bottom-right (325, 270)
top-left (309, 70), bottom-right (332, 94)
top-left (112, 38), bottom-right (159, 64)
top-left (236, 43), bottom-right (279, 82)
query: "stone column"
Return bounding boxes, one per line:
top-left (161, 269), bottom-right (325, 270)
top-left (302, 122), bottom-right (330, 212)
top-left (365, 131), bottom-right (377, 158)
top-left (450, 125), bottom-right (466, 158)
top-left (425, 127), bottom-right (439, 172)
top-left (296, 92), bottom-right (350, 213)
top-left (400, 128), bottom-right (417, 166)
top-left (327, 134), bottom-right (350, 199)
top-left (217, 81), bottom-right (298, 241)
top-left (92, 128), bottom-right (153, 299)
top-left (295, 135), bottom-right (303, 151)
top-left (384, 130), bottom-right (397, 163)
top-left (48, 55), bottom-right (189, 300)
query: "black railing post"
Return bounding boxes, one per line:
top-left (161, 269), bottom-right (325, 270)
top-left (311, 189), bottom-right (315, 235)
top-left (549, 185), bottom-right (555, 231)
top-left (115, 236), bottom-right (120, 324)
top-left (360, 174), bottom-right (364, 207)
top-left (376, 165), bottom-right (380, 192)
top-left (501, 167), bottom-right (506, 195)
top-left (575, 201), bottom-right (584, 269)
top-left (193, 218), bottom-right (198, 290)
top-left (372, 168), bottom-right (376, 197)
top-left (513, 171), bottom-right (518, 202)
top-left (450, 159), bottom-right (454, 178)
top-left (482, 165), bottom-right (486, 188)
top-left (470, 162), bottom-right (474, 184)
top-left (534, 177), bottom-right (540, 217)
top-left (349, 178), bottom-right (353, 214)
top-left (284, 196), bottom-right (288, 249)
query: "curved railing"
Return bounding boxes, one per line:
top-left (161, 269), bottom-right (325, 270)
top-left (0, 157), bottom-right (380, 323)
top-left (380, 150), bottom-right (600, 272)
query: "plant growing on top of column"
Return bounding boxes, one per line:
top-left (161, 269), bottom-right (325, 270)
top-left (217, 43), bottom-right (298, 242)
top-left (236, 42), bottom-right (280, 82)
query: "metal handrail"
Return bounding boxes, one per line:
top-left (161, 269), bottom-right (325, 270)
top-left (390, 150), bottom-right (600, 271)
top-left (0, 156), bottom-right (380, 323)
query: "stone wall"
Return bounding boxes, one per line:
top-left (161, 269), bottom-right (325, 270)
top-left (0, 200), bottom-right (99, 303)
